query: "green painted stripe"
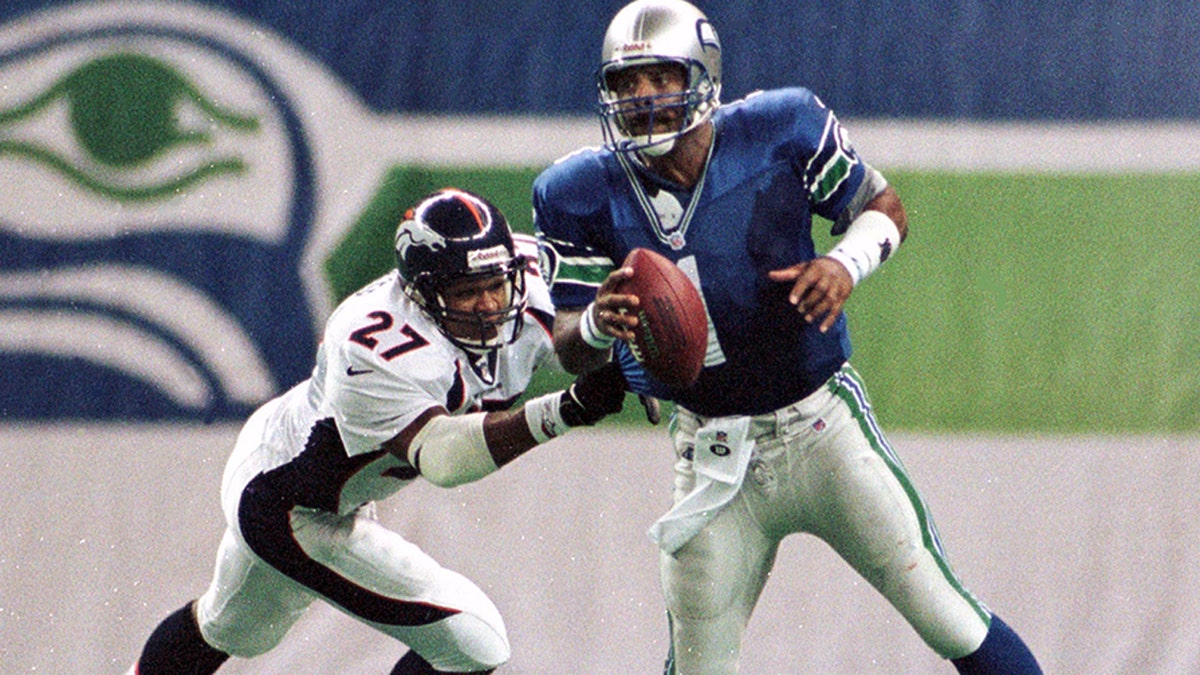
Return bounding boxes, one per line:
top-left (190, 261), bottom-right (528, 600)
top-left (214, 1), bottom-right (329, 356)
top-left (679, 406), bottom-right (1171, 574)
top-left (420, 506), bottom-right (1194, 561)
top-left (812, 153), bottom-right (851, 203)
top-left (830, 366), bottom-right (991, 625)
top-left (556, 259), bottom-right (613, 286)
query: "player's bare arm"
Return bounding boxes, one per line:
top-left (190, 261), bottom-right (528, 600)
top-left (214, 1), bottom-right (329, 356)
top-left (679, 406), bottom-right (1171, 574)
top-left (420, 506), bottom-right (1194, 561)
top-left (769, 186), bottom-right (908, 332)
top-left (862, 186), bottom-right (909, 241)
top-left (552, 265), bottom-right (639, 375)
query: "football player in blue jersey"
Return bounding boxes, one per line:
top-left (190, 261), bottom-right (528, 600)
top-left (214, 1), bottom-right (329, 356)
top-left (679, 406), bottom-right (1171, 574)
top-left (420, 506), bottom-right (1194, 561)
top-left (533, 1), bottom-right (1042, 672)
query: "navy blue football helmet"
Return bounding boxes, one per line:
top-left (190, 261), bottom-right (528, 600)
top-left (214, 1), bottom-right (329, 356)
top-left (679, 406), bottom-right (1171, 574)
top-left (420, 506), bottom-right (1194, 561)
top-left (394, 189), bottom-right (528, 353)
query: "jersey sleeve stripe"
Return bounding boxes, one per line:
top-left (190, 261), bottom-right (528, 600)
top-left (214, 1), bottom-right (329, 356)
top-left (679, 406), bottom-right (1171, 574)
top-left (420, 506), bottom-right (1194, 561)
top-left (556, 256), bottom-right (614, 286)
top-left (805, 113), bottom-right (860, 206)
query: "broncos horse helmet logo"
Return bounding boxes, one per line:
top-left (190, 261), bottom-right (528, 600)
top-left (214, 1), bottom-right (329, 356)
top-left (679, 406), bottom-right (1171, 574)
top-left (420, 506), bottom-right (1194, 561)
top-left (395, 214), bottom-right (450, 262)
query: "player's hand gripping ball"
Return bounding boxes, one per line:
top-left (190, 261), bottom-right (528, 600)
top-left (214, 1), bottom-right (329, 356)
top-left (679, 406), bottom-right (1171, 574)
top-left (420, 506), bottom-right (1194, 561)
top-left (614, 248), bottom-right (707, 388)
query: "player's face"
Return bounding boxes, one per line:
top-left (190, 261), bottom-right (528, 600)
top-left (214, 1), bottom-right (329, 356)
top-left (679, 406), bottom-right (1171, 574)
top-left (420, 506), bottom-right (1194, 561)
top-left (605, 62), bottom-right (688, 137)
top-left (439, 273), bottom-right (513, 341)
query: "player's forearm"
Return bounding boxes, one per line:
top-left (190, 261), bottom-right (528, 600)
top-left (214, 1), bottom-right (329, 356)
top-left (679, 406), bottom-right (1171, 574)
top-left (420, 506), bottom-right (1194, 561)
top-left (394, 378), bottom-right (618, 487)
top-left (552, 308), bottom-right (614, 375)
top-left (396, 413), bottom-right (498, 488)
top-left (824, 187), bottom-right (908, 289)
top-left (862, 186), bottom-right (908, 241)
top-left (482, 407), bottom-right (543, 469)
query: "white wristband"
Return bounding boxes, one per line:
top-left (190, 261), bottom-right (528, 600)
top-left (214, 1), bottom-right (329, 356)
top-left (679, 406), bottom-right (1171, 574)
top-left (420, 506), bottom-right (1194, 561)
top-left (579, 302), bottom-right (617, 349)
top-left (524, 392), bottom-right (568, 444)
top-left (825, 210), bottom-right (902, 286)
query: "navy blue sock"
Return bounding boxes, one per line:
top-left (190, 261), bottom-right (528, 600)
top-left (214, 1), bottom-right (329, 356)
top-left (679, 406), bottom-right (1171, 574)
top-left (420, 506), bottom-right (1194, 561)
top-left (136, 601), bottom-right (229, 675)
top-left (391, 650), bottom-right (438, 675)
top-left (390, 649), bottom-right (495, 675)
top-left (951, 613), bottom-right (1042, 674)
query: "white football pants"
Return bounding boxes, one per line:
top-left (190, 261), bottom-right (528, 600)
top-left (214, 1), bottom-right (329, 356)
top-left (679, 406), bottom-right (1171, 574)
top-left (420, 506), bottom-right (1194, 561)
top-left (660, 364), bottom-right (990, 674)
top-left (193, 397), bottom-right (510, 672)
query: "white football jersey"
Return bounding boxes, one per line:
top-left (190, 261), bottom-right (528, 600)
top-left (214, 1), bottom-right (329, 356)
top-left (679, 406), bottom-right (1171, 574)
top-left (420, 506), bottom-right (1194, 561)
top-left (220, 253), bottom-right (557, 517)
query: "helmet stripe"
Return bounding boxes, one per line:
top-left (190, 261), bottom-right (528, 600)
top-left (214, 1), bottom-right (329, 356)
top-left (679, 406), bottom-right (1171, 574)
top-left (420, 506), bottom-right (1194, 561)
top-left (445, 188), bottom-right (487, 233)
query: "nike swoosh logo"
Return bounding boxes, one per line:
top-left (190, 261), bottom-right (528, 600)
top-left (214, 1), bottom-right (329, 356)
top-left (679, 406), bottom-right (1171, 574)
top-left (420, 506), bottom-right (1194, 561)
top-left (346, 365), bottom-right (373, 376)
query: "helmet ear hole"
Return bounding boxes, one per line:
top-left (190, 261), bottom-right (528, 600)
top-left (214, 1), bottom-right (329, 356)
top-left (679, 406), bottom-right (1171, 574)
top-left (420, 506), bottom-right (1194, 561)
top-left (394, 188), bottom-right (529, 353)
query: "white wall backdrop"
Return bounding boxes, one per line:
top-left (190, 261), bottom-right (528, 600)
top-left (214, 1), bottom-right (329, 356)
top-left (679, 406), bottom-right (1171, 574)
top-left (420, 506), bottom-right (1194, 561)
top-left (3, 424), bottom-right (1199, 673)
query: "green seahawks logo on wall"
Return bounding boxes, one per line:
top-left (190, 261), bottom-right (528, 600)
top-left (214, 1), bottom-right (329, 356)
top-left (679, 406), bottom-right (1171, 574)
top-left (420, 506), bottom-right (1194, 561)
top-left (0, 2), bottom-right (437, 420)
top-left (1, 52), bottom-right (259, 200)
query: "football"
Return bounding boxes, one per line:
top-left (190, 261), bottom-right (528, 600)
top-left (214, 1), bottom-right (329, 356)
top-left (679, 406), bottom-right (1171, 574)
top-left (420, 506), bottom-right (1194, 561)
top-left (614, 248), bottom-right (707, 388)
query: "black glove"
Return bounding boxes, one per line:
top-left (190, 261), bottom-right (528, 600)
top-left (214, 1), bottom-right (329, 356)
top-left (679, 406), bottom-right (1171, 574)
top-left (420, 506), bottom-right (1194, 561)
top-left (638, 394), bottom-right (662, 425)
top-left (559, 360), bottom-right (628, 427)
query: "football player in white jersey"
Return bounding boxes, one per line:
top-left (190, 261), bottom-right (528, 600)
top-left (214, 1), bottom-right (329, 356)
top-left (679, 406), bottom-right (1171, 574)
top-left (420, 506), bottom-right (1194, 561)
top-left (127, 188), bottom-right (631, 674)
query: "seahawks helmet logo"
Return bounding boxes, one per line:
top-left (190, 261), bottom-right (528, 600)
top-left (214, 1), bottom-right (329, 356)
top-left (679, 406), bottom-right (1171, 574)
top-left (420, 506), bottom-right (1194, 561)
top-left (696, 19), bottom-right (720, 53)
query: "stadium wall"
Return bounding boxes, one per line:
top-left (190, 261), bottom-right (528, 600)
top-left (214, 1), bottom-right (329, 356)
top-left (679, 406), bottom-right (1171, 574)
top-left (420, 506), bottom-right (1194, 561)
top-left (7, 0), bottom-right (1198, 120)
top-left (1, 1), bottom-right (1195, 428)
top-left (5, 426), bottom-right (1200, 673)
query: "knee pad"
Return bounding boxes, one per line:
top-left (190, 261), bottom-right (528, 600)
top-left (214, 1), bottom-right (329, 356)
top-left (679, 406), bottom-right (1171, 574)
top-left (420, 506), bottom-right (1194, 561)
top-left (400, 611), bottom-right (511, 672)
top-left (195, 585), bottom-right (310, 658)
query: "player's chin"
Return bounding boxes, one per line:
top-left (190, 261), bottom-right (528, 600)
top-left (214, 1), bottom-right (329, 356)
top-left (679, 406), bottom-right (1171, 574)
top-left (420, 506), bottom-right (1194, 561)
top-left (445, 323), bottom-right (497, 344)
top-left (467, 329), bottom-right (499, 344)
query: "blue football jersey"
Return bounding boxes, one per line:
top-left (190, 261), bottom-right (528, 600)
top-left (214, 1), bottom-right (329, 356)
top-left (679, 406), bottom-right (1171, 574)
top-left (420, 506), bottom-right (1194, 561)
top-left (534, 88), bottom-right (869, 416)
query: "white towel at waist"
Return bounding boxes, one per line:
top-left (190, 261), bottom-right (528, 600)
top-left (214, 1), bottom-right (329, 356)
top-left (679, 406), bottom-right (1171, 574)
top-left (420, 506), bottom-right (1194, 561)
top-left (647, 415), bottom-right (755, 554)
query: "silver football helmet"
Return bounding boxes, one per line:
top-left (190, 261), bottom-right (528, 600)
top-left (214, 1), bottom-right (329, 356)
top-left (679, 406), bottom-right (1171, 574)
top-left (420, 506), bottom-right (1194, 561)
top-left (597, 0), bottom-right (722, 156)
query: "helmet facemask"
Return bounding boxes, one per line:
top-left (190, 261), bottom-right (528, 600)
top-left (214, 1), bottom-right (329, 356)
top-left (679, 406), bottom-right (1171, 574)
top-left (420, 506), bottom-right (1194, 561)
top-left (409, 260), bottom-right (528, 354)
top-left (598, 58), bottom-right (718, 156)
